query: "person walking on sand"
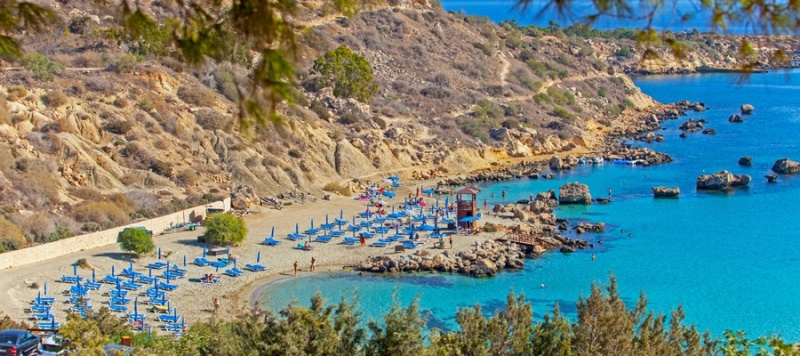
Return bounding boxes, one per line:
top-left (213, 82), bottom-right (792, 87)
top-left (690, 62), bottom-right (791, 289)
top-left (214, 297), bottom-right (220, 313)
top-left (311, 257), bottom-right (316, 272)
top-left (360, 234), bottom-right (366, 247)
top-left (449, 235), bottom-right (453, 249)
top-left (293, 261), bottom-right (298, 276)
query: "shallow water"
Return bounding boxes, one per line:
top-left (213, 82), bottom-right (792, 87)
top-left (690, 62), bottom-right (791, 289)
top-left (260, 69), bottom-right (800, 339)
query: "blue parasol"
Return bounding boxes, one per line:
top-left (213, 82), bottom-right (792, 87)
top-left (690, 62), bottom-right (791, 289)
top-left (257, 251), bottom-right (261, 263)
top-left (158, 248), bottom-right (161, 260)
top-left (227, 245), bottom-right (230, 256)
top-left (203, 246), bottom-right (207, 258)
top-left (111, 265), bottom-right (115, 277)
top-left (382, 191), bottom-right (396, 198)
top-left (388, 176), bottom-right (399, 180)
top-left (73, 264), bottom-right (77, 276)
top-left (271, 227), bottom-right (275, 238)
top-left (43, 282), bottom-right (47, 296)
top-left (183, 255), bottom-right (186, 267)
top-left (129, 259), bottom-right (134, 271)
top-left (459, 216), bottom-right (478, 222)
top-left (92, 270), bottom-right (96, 283)
top-left (149, 266), bottom-right (152, 278)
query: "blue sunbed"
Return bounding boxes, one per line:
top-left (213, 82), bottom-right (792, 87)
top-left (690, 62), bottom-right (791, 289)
top-left (244, 264), bottom-right (267, 272)
top-left (194, 258), bottom-right (210, 266)
top-left (108, 289), bottom-right (127, 298)
top-left (263, 237), bottom-right (282, 245)
top-left (33, 313), bottom-right (54, 321)
top-left (296, 243), bottom-right (314, 250)
top-left (122, 281), bottom-right (142, 290)
top-left (29, 305), bottom-right (51, 313)
top-left (84, 282), bottom-right (102, 290)
top-left (104, 275), bottom-right (122, 284)
top-left (159, 314), bottom-right (179, 323)
top-left (109, 304), bottom-right (128, 312)
top-left (371, 241), bottom-right (388, 247)
top-left (342, 237), bottom-right (359, 244)
top-left (329, 231), bottom-right (346, 237)
top-left (157, 282), bottom-right (178, 291)
top-left (35, 297), bottom-right (56, 305)
top-left (316, 236), bottom-right (334, 243)
top-left (164, 323), bottom-right (184, 332)
top-left (401, 242), bottom-right (418, 249)
top-left (148, 262), bottom-right (168, 269)
top-left (138, 276), bottom-right (158, 284)
top-left (163, 271), bottom-right (183, 280)
top-left (69, 296), bottom-right (91, 304)
top-left (60, 275), bottom-right (82, 284)
top-left (287, 233), bottom-right (306, 241)
top-left (169, 265), bottom-right (188, 274)
top-left (111, 297), bottom-right (131, 305)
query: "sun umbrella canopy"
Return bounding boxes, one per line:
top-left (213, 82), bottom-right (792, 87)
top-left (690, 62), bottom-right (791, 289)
top-left (422, 189), bottom-right (435, 194)
top-left (418, 224), bottom-right (435, 231)
top-left (383, 191), bottom-right (396, 198)
top-left (459, 216), bottom-right (478, 222)
top-left (388, 176), bottom-right (400, 180)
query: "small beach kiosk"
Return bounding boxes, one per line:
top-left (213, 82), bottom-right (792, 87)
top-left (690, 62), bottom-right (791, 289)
top-left (456, 187), bottom-right (479, 230)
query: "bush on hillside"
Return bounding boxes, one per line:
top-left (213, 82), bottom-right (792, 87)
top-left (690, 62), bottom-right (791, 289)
top-left (371, 116), bottom-right (386, 129)
top-left (195, 108), bottom-right (231, 131)
top-left (323, 182), bottom-right (351, 196)
top-left (0, 218), bottom-right (25, 253)
top-left (20, 53), bottom-right (64, 81)
top-left (309, 100), bottom-right (329, 120)
top-left (118, 228), bottom-right (154, 256)
top-left (311, 46), bottom-right (378, 103)
top-left (214, 66), bottom-right (239, 101)
top-left (150, 160), bottom-right (172, 177)
top-left (7, 86), bottom-right (27, 101)
top-left (472, 42), bottom-right (493, 56)
top-left (104, 120), bottom-right (132, 135)
top-left (112, 54), bottom-right (141, 74)
top-left (41, 90), bottom-right (68, 108)
top-left (177, 84), bottom-right (216, 107)
top-left (202, 213), bottom-right (247, 246)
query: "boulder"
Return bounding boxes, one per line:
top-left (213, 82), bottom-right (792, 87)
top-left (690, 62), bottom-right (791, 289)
top-left (738, 157), bottom-right (753, 166)
top-left (772, 158), bottom-right (799, 174)
top-left (549, 156), bottom-right (563, 170)
top-left (701, 128), bottom-right (716, 135)
top-left (740, 104), bottom-right (754, 114)
top-left (558, 182), bottom-right (591, 204)
top-left (560, 246), bottom-right (575, 253)
top-left (230, 185), bottom-right (259, 209)
top-left (765, 174), bottom-right (778, 183)
top-left (696, 171), bottom-right (751, 190)
top-left (728, 114), bottom-right (743, 123)
top-left (544, 172), bottom-right (557, 179)
top-left (652, 186), bottom-right (680, 198)
top-left (528, 200), bottom-right (552, 214)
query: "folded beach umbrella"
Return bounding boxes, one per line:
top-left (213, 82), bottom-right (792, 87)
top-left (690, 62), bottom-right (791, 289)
top-left (158, 248), bottom-right (161, 260)
top-left (92, 270), bottom-right (96, 283)
top-left (129, 259), bottom-right (134, 271)
top-left (112, 265), bottom-right (115, 277)
top-left (183, 255), bottom-right (187, 267)
top-left (271, 227), bottom-right (275, 238)
top-left (44, 283), bottom-right (47, 296)
top-left (257, 251), bottom-right (261, 263)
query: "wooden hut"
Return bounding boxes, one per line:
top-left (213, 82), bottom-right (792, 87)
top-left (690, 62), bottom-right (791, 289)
top-left (456, 187), bottom-right (479, 230)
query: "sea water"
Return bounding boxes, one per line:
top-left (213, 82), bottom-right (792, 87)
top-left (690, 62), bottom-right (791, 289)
top-left (259, 69), bottom-right (800, 340)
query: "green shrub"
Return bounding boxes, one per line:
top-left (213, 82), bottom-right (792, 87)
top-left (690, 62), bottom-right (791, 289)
top-left (311, 46), bottom-right (378, 103)
top-left (309, 100), bottom-right (329, 120)
top-left (472, 42), bottom-right (493, 56)
top-left (81, 222), bottom-right (101, 232)
top-left (520, 78), bottom-right (542, 92)
top-left (533, 92), bottom-right (552, 105)
top-left (20, 53), bottom-right (64, 81)
top-left (340, 112), bottom-right (360, 125)
top-left (41, 90), bottom-right (68, 108)
top-left (526, 60), bottom-right (546, 78)
top-left (503, 104), bottom-right (521, 117)
top-left (372, 116), bottom-right (387, 129)
top-left (214, 66), bottom-right (239, 101)
top-left (559, 129), bottom-right (573, 140)
top-left (323, 182), bottom-right (351, 196)
top-left (123, 143), bottom-right (139, 157)
top-left (615, 46), bottom-right (633, 58)
top-left (113, 97), bottom-right (129, 108)
top-left (476, 98), bottom-right (504, 119)
top-left (623, 98), bottom-right (635, 107)
top-left (113, 54), bottom-right (141, 74)
top-left (553, 106), bottom-right (575, 120)
top-left (176, 169), bottom-right (200, 186)
top-left (592, 59), bottom-right (607, 71)
top-left (177, 84), bottom-right (216, 107)
top-left (501, 119), bottom-right (520, 129)
top-left (598, 88), bottom-right (606, 97)
top-left (139, 99), bottom-right (155, 111)
top-left (202, 213), bottom-right (247, 246)
top-left (420, 87), bottom-right (450, 98)
top-left (117, 228), bottom-right (154, 256)
top-left (556, 53), bottom-right (570, 66)
top-left (483, 222), bottom-right (498, 232)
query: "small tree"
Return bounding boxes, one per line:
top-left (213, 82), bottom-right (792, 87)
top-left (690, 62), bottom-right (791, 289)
top-left (311, 46), bottom-right (378, 103)
top-left (118, 228), bottom-right (154, 256)
top-left (203, 213), bottom-right (247, 246)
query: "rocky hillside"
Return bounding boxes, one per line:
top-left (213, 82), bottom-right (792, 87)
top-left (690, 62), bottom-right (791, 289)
top-left (0, 0), bottom-right (783, 250)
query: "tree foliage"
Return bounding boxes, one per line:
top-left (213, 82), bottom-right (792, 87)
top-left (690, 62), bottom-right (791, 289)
top-left (311, 46), bottom-right (378, 103)
top-left (202, 213), bottom-right (248, 246)
top-left (117, 228), bottom-right (154, 256)
top-left (20, 53), bottom-right (64, 81)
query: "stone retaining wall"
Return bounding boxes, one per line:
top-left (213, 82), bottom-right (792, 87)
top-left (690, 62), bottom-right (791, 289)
top-left (0, 198), bottom-right (231, 270)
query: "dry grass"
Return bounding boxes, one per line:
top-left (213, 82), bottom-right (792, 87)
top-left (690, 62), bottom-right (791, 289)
top-left (0, 217), bottom-right (25, 252)
top-left (177, 84), bottom-right (216, 107)
top-left (41, 90), bottom-right (68, 108)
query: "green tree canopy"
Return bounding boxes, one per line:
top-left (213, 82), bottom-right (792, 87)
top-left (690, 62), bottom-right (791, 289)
top-left (203, 213), bottom-right (248, 246)
top-left (117, 228), bottom-right (154, 256)
top-left (311, 46), bottom-right (378, 103)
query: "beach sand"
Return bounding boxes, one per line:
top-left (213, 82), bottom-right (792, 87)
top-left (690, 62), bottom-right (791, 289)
top-left (0, 180), bottom-right (508, 326)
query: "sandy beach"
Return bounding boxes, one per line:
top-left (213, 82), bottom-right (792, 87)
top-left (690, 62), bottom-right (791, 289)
top-left (0, 177), bottom-right (508, 326)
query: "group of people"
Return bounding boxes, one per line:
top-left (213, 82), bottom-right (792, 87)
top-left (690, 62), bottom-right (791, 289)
top-left (293, 257), bottom-right (316, 276)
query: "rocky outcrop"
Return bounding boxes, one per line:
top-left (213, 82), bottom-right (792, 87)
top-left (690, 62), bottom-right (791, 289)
top-left (701, 128), bottom-right (716, 135)
top-left (354, 240), bottom-right (525, 277)
top-left (558, 182), bottom-right (591, 204)
top-left (728, 114), bottom-right (743, 123)
top-left (535, 190), bottom-right (559, 207)
top-left (772, 158), bottom-right (799, 174)
top-left (765, 174), bottom-right (778, 183)
top-left (652, 186), bottom-right (680, 198)
top-left (574, 222), bottom-right (605, 233)
top-left (696, 171), bottom-right (751, 190)
top-left (230, 185), bottom-right (259, 209)
top-left (549, 156), bottom-right (564, 171)
top-left (740, 104), bottom-right (754, 114)
top-left (680, 118), bottom-right (702, 133)
top-left (739, 157), bottom-right (753, 166)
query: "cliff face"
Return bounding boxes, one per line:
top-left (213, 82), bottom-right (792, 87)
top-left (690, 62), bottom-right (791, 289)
top-left (0, 0), bottom-right (738, 245)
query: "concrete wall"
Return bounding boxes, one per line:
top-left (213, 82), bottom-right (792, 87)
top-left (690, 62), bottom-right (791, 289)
top-left (0, 198), bottom-right (231, 270)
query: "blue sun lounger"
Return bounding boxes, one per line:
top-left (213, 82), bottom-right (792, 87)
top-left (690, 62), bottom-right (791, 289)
top-left (401, 242), bottom-right (418, 249)
top-left (35, 297), bottom-right (56, 305)
top-left (60, 275), bottom-right (82, 284)
top-left (84, 282), bottom-right (102, 290)
top-left (287, 233), bottom-right (306, 241)
top-left (111, 297), bottom-right (131, 305)
top-left (69, 296), bottom-right (91, 305)
top-left (244, 264), bottom-right (267, 272)
top-left (164, 323), bottom-right (184, 332)
top-left (169, 265), bottom-right (188, 275)
top-left (163, 271), bottom-right (183, 280)
top-left (159, 314), bottom-right (180, 323)
top-left (138, 276), bottom-right (158, 284)
top-left (157, 282), bottom-right (178, 291)
top-left (108, 289), bottom-right (127, 298)
top-left (109, 304), bottom-right (128, 312)
top-left (33, 313), bottom-right (54, 321)
top-left (122, 281), bottom-right (142, 290)
top-left (316, 236), bottom-right (334, 243)
top-left (104, 275), bottom-right (122, 284)
top-left (263, 237), bottom-right (282, 245)
top-left (343, 237), bottom-right (359, 244)
top-left (194, 258), bottom-right (211, 266)
top-left (371, 241), bottom-right (388, 247)
top-left (329, 231), bottom-right (346, 237)
top-left (148, 262), bottom-right (168, 269)
top-left (224, 268), bottom-right (244, 277)
top-left (29, 305), bottom-right (51, 314)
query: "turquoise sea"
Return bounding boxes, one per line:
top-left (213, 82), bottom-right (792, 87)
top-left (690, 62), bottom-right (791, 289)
top-left (259, 69), bottom-right (800, 340)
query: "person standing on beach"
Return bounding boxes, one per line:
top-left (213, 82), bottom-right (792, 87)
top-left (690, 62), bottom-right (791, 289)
top-left (293, 261), bottom-right (298, 276)
top-left (311, 257), bottom-right (316, 272)
top-left (449, 235), bottom-right (453, 249)
top-left (529, 193), bottom-right (533, 201)
top-left (360, 234), bottom-right (366, 247)
top-left (214, 297), bottom-right (220, 313)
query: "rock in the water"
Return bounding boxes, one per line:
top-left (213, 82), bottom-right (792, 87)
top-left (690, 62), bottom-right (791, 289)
top-left (696, 171), bottom-right (751, 190)
top-left (765, 174), bottom-right (778, 183)
top-left (772, 158), bottom-right (800, 174)
top-left (679, 132), bottom-right (687, 138)
top-left (652, 186), bottom-right (680, 198)
top-left (558, 182), bottom-right (592, 205)
top-left (549, 156), bottom-right (563, 171)
top-left (544, 172), bottom-right (557, 179)
top-left (701, 128), bottom-right (716, 135)
top-left (740, 104), bottom-right (754, 114)
top-left (738, 157), bottom-right (753, 166)
top-left (560, 246), bottom-right (575, 253)
top-left (728, 114), bottom-right (743, 123)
